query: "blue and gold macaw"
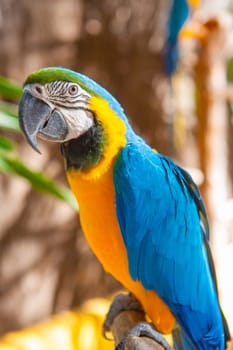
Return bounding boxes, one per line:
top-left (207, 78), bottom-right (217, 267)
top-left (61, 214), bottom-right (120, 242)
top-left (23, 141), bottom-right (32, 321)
top-left (165, 0), bottom-right (200, 74)
top-left (18, 67), bottom-right (229, 349)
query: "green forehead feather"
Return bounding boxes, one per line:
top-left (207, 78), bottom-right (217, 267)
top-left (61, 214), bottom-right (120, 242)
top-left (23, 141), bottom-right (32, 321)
top-left (24, 67), bottom-right (99, 96)
top-left (25, 67), bottom-right (80, 84)
top-left (24, 67), bottom-right (125, 120)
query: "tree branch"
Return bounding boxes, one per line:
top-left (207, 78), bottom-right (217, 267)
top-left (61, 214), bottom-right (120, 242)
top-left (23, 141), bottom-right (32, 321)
top-left (110, 308), bottom-right (170, 350)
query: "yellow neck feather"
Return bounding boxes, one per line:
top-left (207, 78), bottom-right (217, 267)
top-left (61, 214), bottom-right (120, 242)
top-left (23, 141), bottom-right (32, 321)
top-left (68, 95), bottom-right (126, 181)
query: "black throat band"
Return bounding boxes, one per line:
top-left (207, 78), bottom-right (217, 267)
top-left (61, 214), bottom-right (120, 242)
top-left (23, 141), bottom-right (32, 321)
top-left (60, 119), bottom-right (105, 171)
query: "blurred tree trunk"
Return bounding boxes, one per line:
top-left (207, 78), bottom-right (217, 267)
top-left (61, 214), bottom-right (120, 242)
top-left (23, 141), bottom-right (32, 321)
top-left (0, 0), bottom-right (172, 335)
top-left (194, 16), bottom-right (233, 333)
top-left (194, 19), bottom-right (230, 232)
top-left (78, 0), bottom-right (173, 154)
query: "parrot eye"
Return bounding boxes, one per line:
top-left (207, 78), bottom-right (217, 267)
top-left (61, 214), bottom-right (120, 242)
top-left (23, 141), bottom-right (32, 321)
top-left (35, 85), bottom-right (43, 94)
top-left (68, 84), bottom-right (79, 96)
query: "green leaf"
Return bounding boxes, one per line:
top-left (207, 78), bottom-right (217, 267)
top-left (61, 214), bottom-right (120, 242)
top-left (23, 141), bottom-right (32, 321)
top-left (228, 58), bottom-right (233, 82)
top-left (0, 111), bottom-right (20, 131)
top-left (0, 136), bottom-right (14, 151)
top-left (0, 75), bottom-right (78, 210)
top-left (0, 154), bottom-right (78, 210)
top-left (0, 101), bottom-right (18, 118)
top-left (0, 76), bottom-right (22, 100)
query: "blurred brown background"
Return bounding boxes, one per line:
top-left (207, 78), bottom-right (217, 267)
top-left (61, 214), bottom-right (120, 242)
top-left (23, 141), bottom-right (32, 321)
top-left (0, 0), bottom-right (173, 334)
top-left (0, 0), bottom-right (233, 337)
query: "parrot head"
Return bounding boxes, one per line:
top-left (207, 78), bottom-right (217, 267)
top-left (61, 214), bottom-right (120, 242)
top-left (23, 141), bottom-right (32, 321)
top-left (19, 67), bottom-right (132, 172)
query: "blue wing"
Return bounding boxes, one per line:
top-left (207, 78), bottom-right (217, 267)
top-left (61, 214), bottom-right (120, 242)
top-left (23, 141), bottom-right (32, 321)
top-left (113, 142), bottom-right (225, 350)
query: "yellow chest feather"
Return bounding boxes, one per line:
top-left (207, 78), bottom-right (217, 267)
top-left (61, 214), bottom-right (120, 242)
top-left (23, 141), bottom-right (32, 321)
top-left (67, 164), bottom-right (175, 333)
top-left (66, 94), bottom-right (174, 332)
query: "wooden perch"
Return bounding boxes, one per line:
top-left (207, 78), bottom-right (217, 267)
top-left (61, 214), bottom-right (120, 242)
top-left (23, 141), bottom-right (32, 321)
top-left (110, 306), bottom-right (170, 350)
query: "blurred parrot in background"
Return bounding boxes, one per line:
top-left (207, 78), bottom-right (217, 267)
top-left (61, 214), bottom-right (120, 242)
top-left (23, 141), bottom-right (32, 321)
top-left (165, 0), bottom-right (200, 74)
top-left (18, 67), bottom-right (230, 350)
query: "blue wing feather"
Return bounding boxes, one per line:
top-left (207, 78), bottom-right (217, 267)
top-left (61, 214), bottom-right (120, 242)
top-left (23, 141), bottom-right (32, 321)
top-left (113, 142), bottom-right (225, 350)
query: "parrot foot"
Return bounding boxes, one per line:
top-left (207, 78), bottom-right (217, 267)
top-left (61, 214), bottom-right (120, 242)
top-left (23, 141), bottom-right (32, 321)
top-left (103, 293), bottom-right (144, 339)
top-left (116, 322), bottom-right (173, 350)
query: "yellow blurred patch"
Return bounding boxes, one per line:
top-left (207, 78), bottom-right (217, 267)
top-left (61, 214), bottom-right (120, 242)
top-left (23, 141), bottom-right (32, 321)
top-left (179, 20), bottom-right (207, 41)
top-left (0, 298), bottom-right (113, 350)
top-left (187, 0), bottom-right (200, 9)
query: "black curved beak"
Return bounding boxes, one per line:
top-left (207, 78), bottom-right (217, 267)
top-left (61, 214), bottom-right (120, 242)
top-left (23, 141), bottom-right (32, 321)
top-left (18, 91), bottom-right (68, 153)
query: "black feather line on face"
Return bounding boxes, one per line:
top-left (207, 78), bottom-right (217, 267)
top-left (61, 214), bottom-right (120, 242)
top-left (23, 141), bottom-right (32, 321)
top-left (60, 118), bottom-right (106, 171)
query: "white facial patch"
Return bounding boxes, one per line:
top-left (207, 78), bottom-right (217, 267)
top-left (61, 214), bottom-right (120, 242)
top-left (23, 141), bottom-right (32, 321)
top-left (60, 107), bottom-right (94, 141)
top-left (26, 81), bottom-right (94, 143)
